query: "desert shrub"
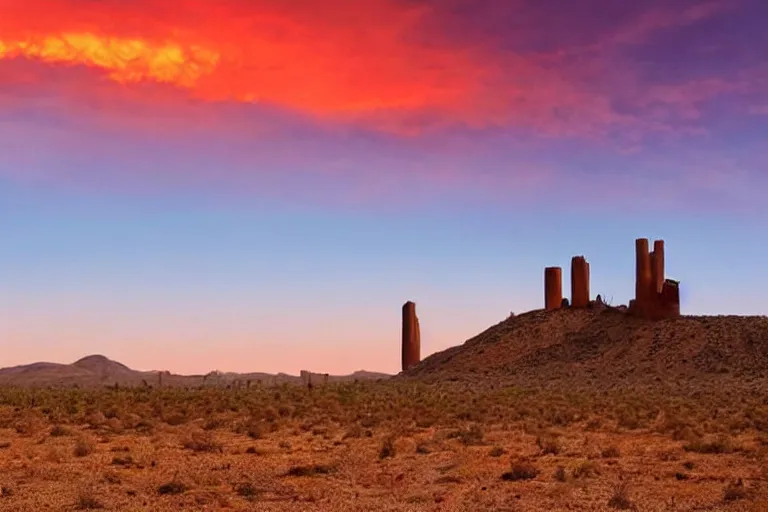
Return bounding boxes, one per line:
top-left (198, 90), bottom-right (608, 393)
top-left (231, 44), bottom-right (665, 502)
top-left (536, 435), bottom-right (561, 455)
top-left (102, 471), bottom-right (121, 484)
top-left (73, 437), bottom-right (95, 457)
top-left (601, 446), bottom-right (621, 458)
top-left (683, 435), bottom-right (735, 454)
top-left (75, 488), bottom-right (104, 510)
top-left (111, 455), bottom-right (133, 466)
top-left (163, 413), bottom-right (187, 426)
top-left (416, 442), bottom-right (431, 454)
top-left (235, 482), bottom-right (259, 497)
top-left (607, 482), bottom-right (634, 509)
top-left (343, 424), bottom-right (364, 439)
top-left (379, 436), bottom-right (396, 459)
top-left (616, 409), bottom-right (641, 430)
top-left (489, 446), bottom-right (505, 457)
top-left (723, 479), bottom-right (748, 502)
top-left (502, 461), bottom-right (539, 481)
top-left (585, 418), bottom-right (602, 431)
top-left (157, 480), bottom-right (186, 495)
top-left (572, 460), bottom-right (601, 479)
top-left (203, 417), bottom-right (227, 430)
top-left (182, 430), bottom-right (222, 453)
top-left (553, 466), bottom-right (567, 482)
top-left (50, 425), bottom-right (69, 437)
top-left (449, 424), bottom-right (485, 446)
top-left (246, 421), bottom-right (267, 439)
top-left (285, 464), bottom-right (336, 477)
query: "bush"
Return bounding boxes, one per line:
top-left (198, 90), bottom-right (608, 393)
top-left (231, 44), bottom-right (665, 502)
top-left (723, 479), bottom-right (747, 502)
top-left (502, 461), bottom-right (539, 481)
top-left (379, 436), bottom-right (396, 459)
top-left (607, 482), bottom-right (634, 509)
top-left (182, 430), bottom-right (222, 453)
top-left (683, 436), bottom-right (734, 454)
top-left (285, 464), bottom-right (336, 477)
top-left (73, 438), bottom-right (95, 457)
top-left (536, 435), bottom-right (561, 455)
top-left (157, 480), bottom-right (186, 495)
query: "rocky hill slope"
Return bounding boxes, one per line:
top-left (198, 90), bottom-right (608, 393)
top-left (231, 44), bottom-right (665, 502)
top-left (402, 307), bottom-right (768, 389)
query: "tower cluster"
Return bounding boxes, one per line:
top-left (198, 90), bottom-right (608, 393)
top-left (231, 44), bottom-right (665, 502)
top-left (543, 237), bottom-right (680, 319)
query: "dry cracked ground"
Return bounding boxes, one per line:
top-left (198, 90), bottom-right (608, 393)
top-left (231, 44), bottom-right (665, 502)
top-left (0, 383), bottom-right (766, 511)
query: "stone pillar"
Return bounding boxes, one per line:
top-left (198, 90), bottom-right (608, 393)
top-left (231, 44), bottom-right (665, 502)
top-left (401, 301), bottom-right (421, 371)
top-left (570, 256), bottom-right (590, 308)
top-left (544, 267), bottom-right (563, 311)
top-left (653, 240), bottom-right (665, 294)
top-left (635, 238), bottom-right (652, 307)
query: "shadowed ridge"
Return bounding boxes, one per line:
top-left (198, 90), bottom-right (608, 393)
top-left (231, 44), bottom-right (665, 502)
top-left (400, 308), bottom-right (768, 388)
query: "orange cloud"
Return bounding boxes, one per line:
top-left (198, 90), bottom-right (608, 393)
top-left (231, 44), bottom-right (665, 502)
top-left (0, 34), bottom-right (220, 88)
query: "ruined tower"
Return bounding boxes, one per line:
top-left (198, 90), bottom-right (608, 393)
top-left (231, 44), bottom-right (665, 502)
top-left (570, 256), bottom-right (590, 308)
top-left (401, 301), bottom-right (421, 371)
top-left (660, 279), bottom-right (681, 317)
top-left (631, 237), bottom-right (680, 319)
top-left (635, 238), bottom-right (652, 307)
top-left (544, 267), bottom-right (563, 311)
top-left (651, 239), bottom-right (665, 294)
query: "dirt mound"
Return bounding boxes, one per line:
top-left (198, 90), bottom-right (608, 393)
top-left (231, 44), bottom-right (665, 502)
top-left (402, 308), bottom-right (768, 388)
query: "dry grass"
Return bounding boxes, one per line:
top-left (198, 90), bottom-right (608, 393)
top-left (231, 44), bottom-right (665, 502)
top-left (0, 381), bottom-right (765, 510)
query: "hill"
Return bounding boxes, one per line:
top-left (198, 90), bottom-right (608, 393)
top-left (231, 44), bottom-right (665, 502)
top-left (402, 307), bottom-right (768, 389)
top-left (0, 355), bottom-right (390, 388)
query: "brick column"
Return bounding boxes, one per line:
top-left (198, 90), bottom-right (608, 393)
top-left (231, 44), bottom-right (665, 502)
top-left (401, 301), bottom-right (421, 371)
top-left (544, 267), bottom-right (563, 310)
top-left (635, 238), bottom-right (652, 307)
top-left (570, 256), bottom-right (590, 308)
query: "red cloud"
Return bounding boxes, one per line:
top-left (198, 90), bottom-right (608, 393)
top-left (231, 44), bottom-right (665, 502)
top-left (0, 0), bottom-right (759, 141)
top-left (0, 0), bottom-right (486, 121)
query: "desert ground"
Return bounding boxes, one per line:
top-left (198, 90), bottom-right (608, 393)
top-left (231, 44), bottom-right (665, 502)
top-left (1, 308), bottom-right (767, 511)
top-left (0, 380), bottom-right (766, 511)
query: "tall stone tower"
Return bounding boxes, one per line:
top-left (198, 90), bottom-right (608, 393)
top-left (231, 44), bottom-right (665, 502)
top-left (544, 267), bottom-right (563, 310)
top-left (635, 238), bottom-right (652, 307)
top-left (570, 256), bottom-right (590, 308)
top-left (401, 301), bottom-right (421, 371)
top-left (651, 239), bottom-right (665, 294)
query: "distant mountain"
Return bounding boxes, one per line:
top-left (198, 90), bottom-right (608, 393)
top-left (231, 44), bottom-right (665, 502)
top-left (72, 355), bottom-right (134, 376)
top-left (0, 354), bottom-right (392, 388)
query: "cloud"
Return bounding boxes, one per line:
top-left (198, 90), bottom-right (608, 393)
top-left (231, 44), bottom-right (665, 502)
top-left (0, 0), bottom-right (766, 214)
top-left (1, 0), bottom-right (761, 137)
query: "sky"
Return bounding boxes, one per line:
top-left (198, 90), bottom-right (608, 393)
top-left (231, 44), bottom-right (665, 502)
top-left (1, 0), bottom-right (767, 376)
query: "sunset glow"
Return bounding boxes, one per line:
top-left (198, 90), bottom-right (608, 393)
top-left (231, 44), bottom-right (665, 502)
top-left (2, 0), bottom-right (767, 375)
